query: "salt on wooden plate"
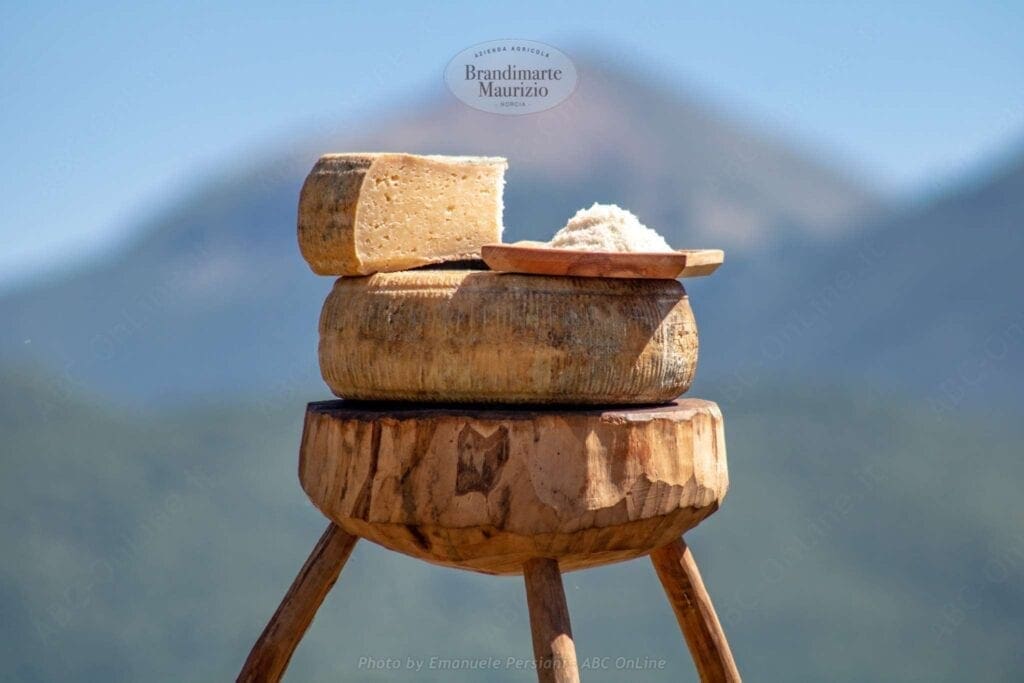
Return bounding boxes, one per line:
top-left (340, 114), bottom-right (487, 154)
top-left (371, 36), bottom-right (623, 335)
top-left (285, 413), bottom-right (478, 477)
top-left (482, 203), bottom-right (724, 279)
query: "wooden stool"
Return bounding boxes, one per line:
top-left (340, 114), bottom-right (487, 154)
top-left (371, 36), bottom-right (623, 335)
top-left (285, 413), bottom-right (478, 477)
top-left (239, 400), bottom-right (740, 682)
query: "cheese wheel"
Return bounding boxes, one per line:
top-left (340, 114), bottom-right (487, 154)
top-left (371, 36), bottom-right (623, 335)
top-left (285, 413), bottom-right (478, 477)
top-left (318, 270), bottom-right (699, 404)
top-left (297, 153), bottom-right (507, 275)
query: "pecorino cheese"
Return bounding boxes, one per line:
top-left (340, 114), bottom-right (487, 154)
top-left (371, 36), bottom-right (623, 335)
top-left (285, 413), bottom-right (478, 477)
top-left (298, 153), bottom-right (507, 275)
top-left (318, 270), bottom-right (699, 404)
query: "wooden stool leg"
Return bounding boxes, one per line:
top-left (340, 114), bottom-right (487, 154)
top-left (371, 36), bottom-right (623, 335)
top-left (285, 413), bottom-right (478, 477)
top-left (238, 523), bottom-right (358, 682)
top-left (523, 558), bottom-right (581, 683)
top-left (650, 537), bottom-right (740, 682)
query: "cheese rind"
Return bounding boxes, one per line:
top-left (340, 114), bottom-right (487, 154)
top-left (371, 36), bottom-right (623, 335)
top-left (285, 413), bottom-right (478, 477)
top-left (298, 153), bottom-right (507, 275)
top-left (318, 270), bottom-right (699, 404)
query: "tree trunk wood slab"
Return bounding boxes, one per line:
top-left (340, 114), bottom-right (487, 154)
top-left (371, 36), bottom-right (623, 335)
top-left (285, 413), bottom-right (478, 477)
top-left (299, 400), bottom-right (728, 575)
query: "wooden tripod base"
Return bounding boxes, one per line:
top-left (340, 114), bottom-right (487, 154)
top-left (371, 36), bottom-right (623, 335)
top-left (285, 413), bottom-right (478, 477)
top-left (241, 399), bottom-right (738, 680)
top-left (238, 524), bottom-right (739, 682)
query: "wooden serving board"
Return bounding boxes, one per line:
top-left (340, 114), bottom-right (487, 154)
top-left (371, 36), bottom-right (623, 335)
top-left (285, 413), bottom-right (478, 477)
top-left (481, 243), bottom-right (724, 279)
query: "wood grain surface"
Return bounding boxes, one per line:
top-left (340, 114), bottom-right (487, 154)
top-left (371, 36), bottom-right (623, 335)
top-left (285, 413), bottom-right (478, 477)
top-left (238, 524), bottom-right (358, 682)
top-left (481, 244), bottom-right (724, 279)
top-left (299, 399), bottom-right (728, 574)
top-left (650, 537), bottom-right (740, 682)
top-left (523, 558), bottom-right (580, 683)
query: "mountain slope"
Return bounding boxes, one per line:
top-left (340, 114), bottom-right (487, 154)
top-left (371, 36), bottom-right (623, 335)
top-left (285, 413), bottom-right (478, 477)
top-left (704, 153), bottom-right (1024, 410)
top-left (824, 156), bottom-right (1024, 409)
top-left (0, 57), bottom-right (881, 404)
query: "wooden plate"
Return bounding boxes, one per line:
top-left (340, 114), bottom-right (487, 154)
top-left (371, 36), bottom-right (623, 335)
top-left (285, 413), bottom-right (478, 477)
top-left (481, 243), bottom-right (724, 279)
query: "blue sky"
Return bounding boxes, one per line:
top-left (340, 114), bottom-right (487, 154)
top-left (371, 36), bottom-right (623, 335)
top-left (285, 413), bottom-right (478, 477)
top-left (1, 0), bottom-right (1022, 288)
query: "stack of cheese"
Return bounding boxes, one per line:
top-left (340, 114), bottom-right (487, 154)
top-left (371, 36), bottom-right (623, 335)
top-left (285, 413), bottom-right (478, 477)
top-left (298, 153), bottom-right (699, 405)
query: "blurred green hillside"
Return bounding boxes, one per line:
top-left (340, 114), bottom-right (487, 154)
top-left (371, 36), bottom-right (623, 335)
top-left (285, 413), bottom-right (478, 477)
top-left (3, 369), bottom-right (1021, 681)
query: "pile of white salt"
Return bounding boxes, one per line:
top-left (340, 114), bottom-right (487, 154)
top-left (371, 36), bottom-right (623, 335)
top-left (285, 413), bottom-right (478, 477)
top-left (548, 203), bottom-right (674, 253)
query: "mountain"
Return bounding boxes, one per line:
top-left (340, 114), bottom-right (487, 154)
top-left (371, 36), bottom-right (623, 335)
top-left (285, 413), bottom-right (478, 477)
top-left (702, 153), bottom-right (1024, 411)
top-left (0, 57), bottom-right (882, 405)
top-left (3, 367), bottom-right (1022, 682)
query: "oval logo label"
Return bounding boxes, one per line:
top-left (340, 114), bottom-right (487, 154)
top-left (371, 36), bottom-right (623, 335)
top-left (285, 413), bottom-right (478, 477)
top-left (445, 40), bottom-right (578, 115)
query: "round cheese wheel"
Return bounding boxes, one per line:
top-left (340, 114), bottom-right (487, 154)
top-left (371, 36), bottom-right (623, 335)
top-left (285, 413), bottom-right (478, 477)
top-left (318, 270), bottom-right (698, 404)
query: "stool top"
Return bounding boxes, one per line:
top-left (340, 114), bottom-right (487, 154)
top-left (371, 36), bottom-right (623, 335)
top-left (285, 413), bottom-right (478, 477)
top-left (306, 397), bottom-right (719, 420)
top-left (299, 398), bottom-right (728, 574)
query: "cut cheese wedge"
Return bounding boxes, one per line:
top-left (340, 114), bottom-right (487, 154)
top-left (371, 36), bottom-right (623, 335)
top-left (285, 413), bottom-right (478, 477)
top-left (298, 153), bottom-right (507, 275)
top-left (318, 270), bottom-right (699, 404)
